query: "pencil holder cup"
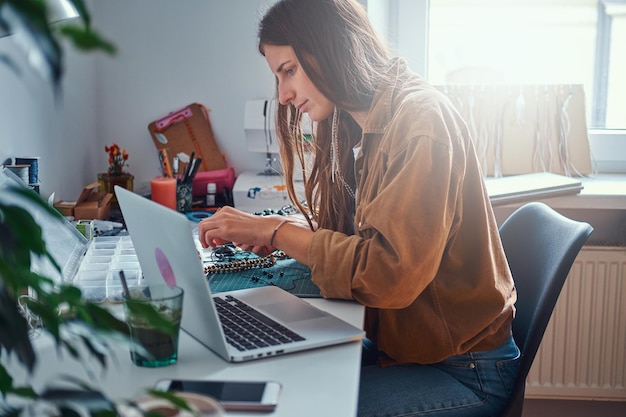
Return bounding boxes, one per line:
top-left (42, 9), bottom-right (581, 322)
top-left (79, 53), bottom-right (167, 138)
top-left (176, 182), bottom-right (193, 213)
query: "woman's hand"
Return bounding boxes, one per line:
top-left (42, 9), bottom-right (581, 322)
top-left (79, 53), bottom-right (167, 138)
top-left (197, 206), bottom-right (283, 256)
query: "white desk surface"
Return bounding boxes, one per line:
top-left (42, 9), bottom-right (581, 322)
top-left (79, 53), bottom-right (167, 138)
top-left (8, 298), bottom-right (364, 417)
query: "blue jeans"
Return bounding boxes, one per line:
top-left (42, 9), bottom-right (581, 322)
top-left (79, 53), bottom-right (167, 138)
top-left (358, 334), bottom-right (520, 417)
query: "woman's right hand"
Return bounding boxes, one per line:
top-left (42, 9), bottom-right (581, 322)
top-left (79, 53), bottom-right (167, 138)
top-left (197, 206), bottom-right (284, 255)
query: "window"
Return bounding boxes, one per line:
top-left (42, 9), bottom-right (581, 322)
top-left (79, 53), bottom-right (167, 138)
top-left (370, 0), bottom-right (624, 129)
top-left (426, 0), bottom-right (625, 130)
top-left (369, 0), bottom-right (626, 172)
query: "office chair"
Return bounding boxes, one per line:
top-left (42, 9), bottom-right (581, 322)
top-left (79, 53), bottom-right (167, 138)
top-left (498, 202), bottom-right (593, 417)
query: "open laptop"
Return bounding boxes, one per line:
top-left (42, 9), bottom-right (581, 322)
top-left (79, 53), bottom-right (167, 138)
top-left (115, 186), bottom-right (364, 363)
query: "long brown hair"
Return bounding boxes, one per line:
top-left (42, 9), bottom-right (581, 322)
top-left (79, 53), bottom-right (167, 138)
top-left (258, 0), bottom-right (390, 234)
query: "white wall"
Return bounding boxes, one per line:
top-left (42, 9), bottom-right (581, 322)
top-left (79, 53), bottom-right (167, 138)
top-left (0, 31), bottom-right (98, 200)
top-left (0, 0), bottom-right (276, 200)
top-left (92, 0), bottom-right (277, 196)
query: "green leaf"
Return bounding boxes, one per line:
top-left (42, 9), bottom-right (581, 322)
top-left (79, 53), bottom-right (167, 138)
top-left (147, 389), bottom-right (194, 412)
top-left (1, 408), bottom-right (21, 417)
top-left (58, 339), bottom-right (80, 361)
top-left (82, 303), bottom-right (130, 335)
top-left (0, 364), bottom-right (37, 399)
top-left (0, 363), bottom-right (15, 396)
top-left (8, 385), bottom-right (38, 399)
top-left (0, 288), bottom-right (36, 373)
top-left (58, 25), bottom-right (116, 55)
top-left (40, 383), bottom-right (118, 416)
top-left (56, 405), bottom-right (83, 417)
top-left (91, 410), bottom-right (118, 417)
top-left (57, 284), bottom-right (84, 304)
top-left (77, 335), bottom-right (107, 369)
top-left (0, 186), bottom-right (63, 278)
top-left (11, 185), bottom-right (64, 220)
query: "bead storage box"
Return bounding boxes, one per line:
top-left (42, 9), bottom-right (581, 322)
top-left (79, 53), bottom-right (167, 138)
top-left (72, 235), bottom-right (143, 303)
top-left (38, 228), bottom-right (144, 304)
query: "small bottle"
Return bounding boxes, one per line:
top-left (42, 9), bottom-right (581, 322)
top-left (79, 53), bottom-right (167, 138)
top-left (206, 183), bottom-right (217, 207)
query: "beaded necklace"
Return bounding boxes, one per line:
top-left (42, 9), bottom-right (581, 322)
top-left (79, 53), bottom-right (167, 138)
top-left (204, 249), bottom-right (288, 275)
top-left (331, 106), bottom-right (356, 200)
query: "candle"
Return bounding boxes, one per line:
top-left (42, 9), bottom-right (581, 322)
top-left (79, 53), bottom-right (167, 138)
top-left (151, 177), bottom-right (177, 210)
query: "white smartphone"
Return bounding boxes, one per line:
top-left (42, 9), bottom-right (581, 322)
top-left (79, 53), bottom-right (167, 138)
top-left (155, 379), bottom-right (282, 412)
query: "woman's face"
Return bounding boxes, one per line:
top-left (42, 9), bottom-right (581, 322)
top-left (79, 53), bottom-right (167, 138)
top-left (263, 44), bottom-right (334, 122)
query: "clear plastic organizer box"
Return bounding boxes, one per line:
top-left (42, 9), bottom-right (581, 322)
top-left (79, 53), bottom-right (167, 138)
top-left (72, 235), bottom-right (143, 303)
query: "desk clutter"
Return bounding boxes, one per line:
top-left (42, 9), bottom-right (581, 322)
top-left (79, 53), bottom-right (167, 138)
top-left (1, 163), bottom-right (314, 306)
top-left (148, 103), bottom-right (227, 174)
top-left (1, 168), bottom-right (317, 329)
top-left (232, 171), bottom-right (303, 215)
top-left (149, 175), bottom-right (234, 213)
top-left (54, 181), bottom-right (114, 220)
top-left (70, 225), bottom-right (320, 303)
top-left (148, 103), bottom-right (236, 213)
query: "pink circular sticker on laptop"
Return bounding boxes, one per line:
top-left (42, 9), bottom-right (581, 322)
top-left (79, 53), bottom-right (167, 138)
top-left (155, 247), bottom-right (176, 287)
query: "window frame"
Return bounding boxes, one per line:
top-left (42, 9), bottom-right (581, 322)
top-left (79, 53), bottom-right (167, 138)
top-left (593, 0), bottom-right (626, 128)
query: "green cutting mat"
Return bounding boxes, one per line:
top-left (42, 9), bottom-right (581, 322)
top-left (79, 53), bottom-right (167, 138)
top-left (206, 257), bottom-right (321, 298)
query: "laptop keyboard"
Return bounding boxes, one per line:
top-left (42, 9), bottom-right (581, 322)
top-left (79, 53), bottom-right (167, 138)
top-left (214, 295), bottom-right (306, 351)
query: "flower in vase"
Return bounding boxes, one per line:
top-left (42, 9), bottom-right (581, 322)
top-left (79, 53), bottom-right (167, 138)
top-left (105, 143), bottom-right (129, 176)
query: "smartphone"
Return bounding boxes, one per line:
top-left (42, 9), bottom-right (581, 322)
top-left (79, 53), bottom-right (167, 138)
top-left (155, 379), bottom-right (282, 412)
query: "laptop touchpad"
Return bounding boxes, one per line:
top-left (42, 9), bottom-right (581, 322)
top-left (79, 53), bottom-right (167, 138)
top-left (260, 302), bottom-right (326, 323)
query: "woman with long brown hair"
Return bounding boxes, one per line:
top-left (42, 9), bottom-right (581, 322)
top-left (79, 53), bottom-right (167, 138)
top-left (198, 1), bottom-right (519, 415)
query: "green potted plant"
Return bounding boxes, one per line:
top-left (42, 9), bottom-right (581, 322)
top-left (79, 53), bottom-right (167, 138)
top-left (0, 183), bottom-right (131, 416)
top-left (0, 2), bottom-right (189, 415)
top-left (0, 183), bottom-right (191, 416)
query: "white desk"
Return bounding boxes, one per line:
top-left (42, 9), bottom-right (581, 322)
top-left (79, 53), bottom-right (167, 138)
top-left (8, 298), bottom-right (364, 417)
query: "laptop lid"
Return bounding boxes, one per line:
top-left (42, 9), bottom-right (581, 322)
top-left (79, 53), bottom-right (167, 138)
top-left (114, 186), bottom-right (364, 362)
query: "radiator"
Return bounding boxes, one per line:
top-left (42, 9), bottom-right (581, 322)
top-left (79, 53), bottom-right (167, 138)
top-left (525, 246), bottom-right (626, 400)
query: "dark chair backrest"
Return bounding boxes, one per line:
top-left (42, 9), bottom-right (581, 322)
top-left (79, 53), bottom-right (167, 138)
top-left (498, 202), bottom-right (593, 417)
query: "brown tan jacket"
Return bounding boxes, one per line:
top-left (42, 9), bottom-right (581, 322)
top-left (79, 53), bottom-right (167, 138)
top-left (308, 59), bottom-right (516, 365)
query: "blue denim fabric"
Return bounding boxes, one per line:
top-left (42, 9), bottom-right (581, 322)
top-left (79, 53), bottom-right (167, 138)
top-left (358, 334), bottom-right (520, 417)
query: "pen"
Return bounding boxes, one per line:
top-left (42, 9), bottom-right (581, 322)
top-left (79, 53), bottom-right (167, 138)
top-left (182, 151), bottom-right (195, 182)
top-left (187, 158), bottom-right (202, 182)
top-left (188, 151), bottom-right (195, 176)
top-left (159, 149), bottom-right (173, 178)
